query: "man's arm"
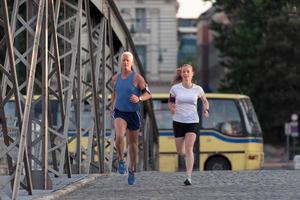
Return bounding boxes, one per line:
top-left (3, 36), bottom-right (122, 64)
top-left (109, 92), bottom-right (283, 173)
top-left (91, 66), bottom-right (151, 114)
top-left (137, 75), bottom-right (151, 102)
top-left (200, 95), bottom-right (209, 118)
top-left (131, 74), bottom-right (152, 103)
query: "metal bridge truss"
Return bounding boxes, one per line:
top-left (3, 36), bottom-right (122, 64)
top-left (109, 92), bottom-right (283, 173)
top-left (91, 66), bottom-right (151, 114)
top-left (0, 0), bottom-right (159, 199)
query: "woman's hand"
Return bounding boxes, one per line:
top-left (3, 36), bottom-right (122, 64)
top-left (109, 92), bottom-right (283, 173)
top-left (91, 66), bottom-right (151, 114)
top-left (204, 110), bottom-right (209, 118)
top-left (168, 103), bottom-right (176, 114)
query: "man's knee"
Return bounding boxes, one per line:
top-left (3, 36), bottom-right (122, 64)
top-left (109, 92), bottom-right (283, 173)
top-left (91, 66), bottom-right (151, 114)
top-left (115, 134), bottom-right (125, 143)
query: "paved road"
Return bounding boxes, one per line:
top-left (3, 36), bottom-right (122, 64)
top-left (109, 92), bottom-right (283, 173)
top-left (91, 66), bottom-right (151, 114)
top-left (59, 170), bottom-right (300, 200)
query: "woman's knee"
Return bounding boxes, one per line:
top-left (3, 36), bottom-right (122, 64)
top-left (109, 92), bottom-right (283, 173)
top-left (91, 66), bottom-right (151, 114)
top-left (176, 145), bottom-right (185, 155)
top-left (185, 147), bottom-right (193, 155)
top-left (176, 150), bottom-right (185, 155)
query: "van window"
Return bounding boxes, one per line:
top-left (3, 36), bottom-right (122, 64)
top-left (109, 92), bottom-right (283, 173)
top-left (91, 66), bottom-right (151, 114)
top-left (153, 100), bottom-right (172, 130)
top-left (202, 99), bottom-right (244, 136)
top-left (240, 99), bottom-right (262, 136)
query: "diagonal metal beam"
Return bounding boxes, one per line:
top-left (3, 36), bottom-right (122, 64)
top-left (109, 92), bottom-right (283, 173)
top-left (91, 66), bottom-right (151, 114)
top-left (12, 0), bottom-right (45, 198)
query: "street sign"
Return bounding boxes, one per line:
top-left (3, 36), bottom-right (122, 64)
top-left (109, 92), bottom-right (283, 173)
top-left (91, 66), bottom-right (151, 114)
top-left (290, 121), bottom-right (299, 137)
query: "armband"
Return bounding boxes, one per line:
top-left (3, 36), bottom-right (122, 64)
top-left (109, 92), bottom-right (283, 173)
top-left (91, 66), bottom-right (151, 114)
top-left (169, 95), bottom-right (175, 103)
top-left (141, 84), bottom-right (151, 94)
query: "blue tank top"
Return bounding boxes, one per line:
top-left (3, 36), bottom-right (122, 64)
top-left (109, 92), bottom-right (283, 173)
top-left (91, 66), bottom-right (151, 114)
top-left (115, 72), bottom-right (141, 112)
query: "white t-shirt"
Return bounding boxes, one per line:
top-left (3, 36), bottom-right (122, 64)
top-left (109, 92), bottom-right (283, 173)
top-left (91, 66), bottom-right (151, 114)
top-left (169, 83), bottom-right (205, 123)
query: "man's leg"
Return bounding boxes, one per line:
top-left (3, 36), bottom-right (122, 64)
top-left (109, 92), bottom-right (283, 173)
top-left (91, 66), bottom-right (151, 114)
top-left (114, 118), bottom-right (127, 173)
top-left (127, 130), bottom-right (139, 171)
top-left (127, 130), bottom-right (139, 185)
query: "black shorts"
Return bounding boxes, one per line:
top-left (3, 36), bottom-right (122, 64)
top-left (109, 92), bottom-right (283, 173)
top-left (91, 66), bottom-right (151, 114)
top-left (113, 109), bottom-right (141, 131)
top-left (173, 121), bottom-right (200, 138)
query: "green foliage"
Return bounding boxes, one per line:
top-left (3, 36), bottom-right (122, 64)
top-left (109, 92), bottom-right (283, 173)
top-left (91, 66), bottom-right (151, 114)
top-left (209, 0), bottom-right (300, 144)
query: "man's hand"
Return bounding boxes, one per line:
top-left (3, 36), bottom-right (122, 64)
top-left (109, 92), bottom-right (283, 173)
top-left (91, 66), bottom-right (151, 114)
top-left (130, 94), bottom-right (140, 103)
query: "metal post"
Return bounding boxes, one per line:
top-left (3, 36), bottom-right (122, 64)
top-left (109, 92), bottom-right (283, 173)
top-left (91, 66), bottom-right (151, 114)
top-left (42, 0), bottom-right (49, 189)
top-left (100, 19), bottom-right (107, 174)
top-left (74, 0), bottom-right (83, 174)
top-left (286, 135), bottom-right (290, 161)
top-left (107, 6), bottom-right (116, 173)
top-left (293, 137), bottom-right (296, 159)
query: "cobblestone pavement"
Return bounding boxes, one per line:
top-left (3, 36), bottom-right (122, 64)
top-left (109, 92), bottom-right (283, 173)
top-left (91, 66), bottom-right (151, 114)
top-left (0, 174), bottom-right (99, 200)
top-left (60, 170), bottom-right (300, 200)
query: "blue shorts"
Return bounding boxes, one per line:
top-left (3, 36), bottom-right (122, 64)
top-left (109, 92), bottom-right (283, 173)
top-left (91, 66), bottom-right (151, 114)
top-left (113, 109), bottom-right (141, 131)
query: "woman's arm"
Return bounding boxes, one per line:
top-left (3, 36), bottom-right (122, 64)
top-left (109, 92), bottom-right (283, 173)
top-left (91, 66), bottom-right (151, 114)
top-left (201, 95), bottom-right (209, 118)
top-left (168, 94), bottom-right (176, 114)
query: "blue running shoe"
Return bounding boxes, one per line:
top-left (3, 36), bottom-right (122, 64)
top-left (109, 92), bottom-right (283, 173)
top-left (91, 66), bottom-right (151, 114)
top-left (118, 160), bottom-right (126, 174)
top-left (128, 170), bottom-right (135, 185)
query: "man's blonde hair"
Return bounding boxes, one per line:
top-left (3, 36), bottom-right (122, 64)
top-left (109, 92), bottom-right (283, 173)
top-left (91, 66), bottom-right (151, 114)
top-left (121, 51), bottom-right (134, 62)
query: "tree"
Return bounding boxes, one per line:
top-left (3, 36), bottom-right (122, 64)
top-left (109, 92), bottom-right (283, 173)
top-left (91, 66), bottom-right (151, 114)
top-left (208, 0), bottom-right (300, 144)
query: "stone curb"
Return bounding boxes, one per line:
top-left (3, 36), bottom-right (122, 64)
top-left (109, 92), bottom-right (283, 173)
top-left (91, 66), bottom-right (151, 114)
top-left (262, 161), bottom-right (293, 169)
top-left (33, 174), bottom-right (102, 200)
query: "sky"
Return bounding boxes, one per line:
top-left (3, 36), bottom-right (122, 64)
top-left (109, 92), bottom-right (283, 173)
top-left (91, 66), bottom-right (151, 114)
top-left (176, 0), bottom-right (212, 18)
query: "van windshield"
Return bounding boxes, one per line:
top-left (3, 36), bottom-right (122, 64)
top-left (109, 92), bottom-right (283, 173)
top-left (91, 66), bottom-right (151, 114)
top-left (202, 99), bottom-right (245, 136)
top-left (152, 99), bottom-right (173, 130)
top-left (239, 99), bottom-right (262, 137)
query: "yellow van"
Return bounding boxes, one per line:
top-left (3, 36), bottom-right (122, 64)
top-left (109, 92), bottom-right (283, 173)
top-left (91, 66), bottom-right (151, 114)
top-left (153, 93), bottom-right (264, 171)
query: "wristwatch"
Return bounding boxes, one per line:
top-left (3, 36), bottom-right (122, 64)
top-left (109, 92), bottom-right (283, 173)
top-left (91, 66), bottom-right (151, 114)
top-left (139, 96), bottom-right (143, 102)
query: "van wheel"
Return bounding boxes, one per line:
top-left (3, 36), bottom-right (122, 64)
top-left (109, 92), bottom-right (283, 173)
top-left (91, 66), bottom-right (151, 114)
top-left (205, 157), bottom-right (231, 170)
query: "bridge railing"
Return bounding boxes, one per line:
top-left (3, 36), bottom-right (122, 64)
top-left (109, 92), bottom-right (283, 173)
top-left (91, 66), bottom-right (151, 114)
top-left (0, 0), bottom-right (159, 198)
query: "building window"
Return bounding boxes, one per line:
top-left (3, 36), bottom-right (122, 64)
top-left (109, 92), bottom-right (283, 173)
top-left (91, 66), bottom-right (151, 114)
top-left (136, 45), bottom-right (147, 71)
top-left (135, 8), bottom-right (146, 32)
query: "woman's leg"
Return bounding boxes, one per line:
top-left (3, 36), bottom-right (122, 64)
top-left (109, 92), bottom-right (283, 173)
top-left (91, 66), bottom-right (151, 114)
top-left (175, 137), bottom-right (185, 155)
top-left (175, 137), bottom-right (185, 171)
top-left (184, 132), bottom-right (196, 177)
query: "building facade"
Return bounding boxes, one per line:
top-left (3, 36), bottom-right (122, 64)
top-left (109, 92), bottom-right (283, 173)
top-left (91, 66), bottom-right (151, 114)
top-left (114, 0), bottom-right (178, 92)
top-left (177, 18), bottom-right (197, 71)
